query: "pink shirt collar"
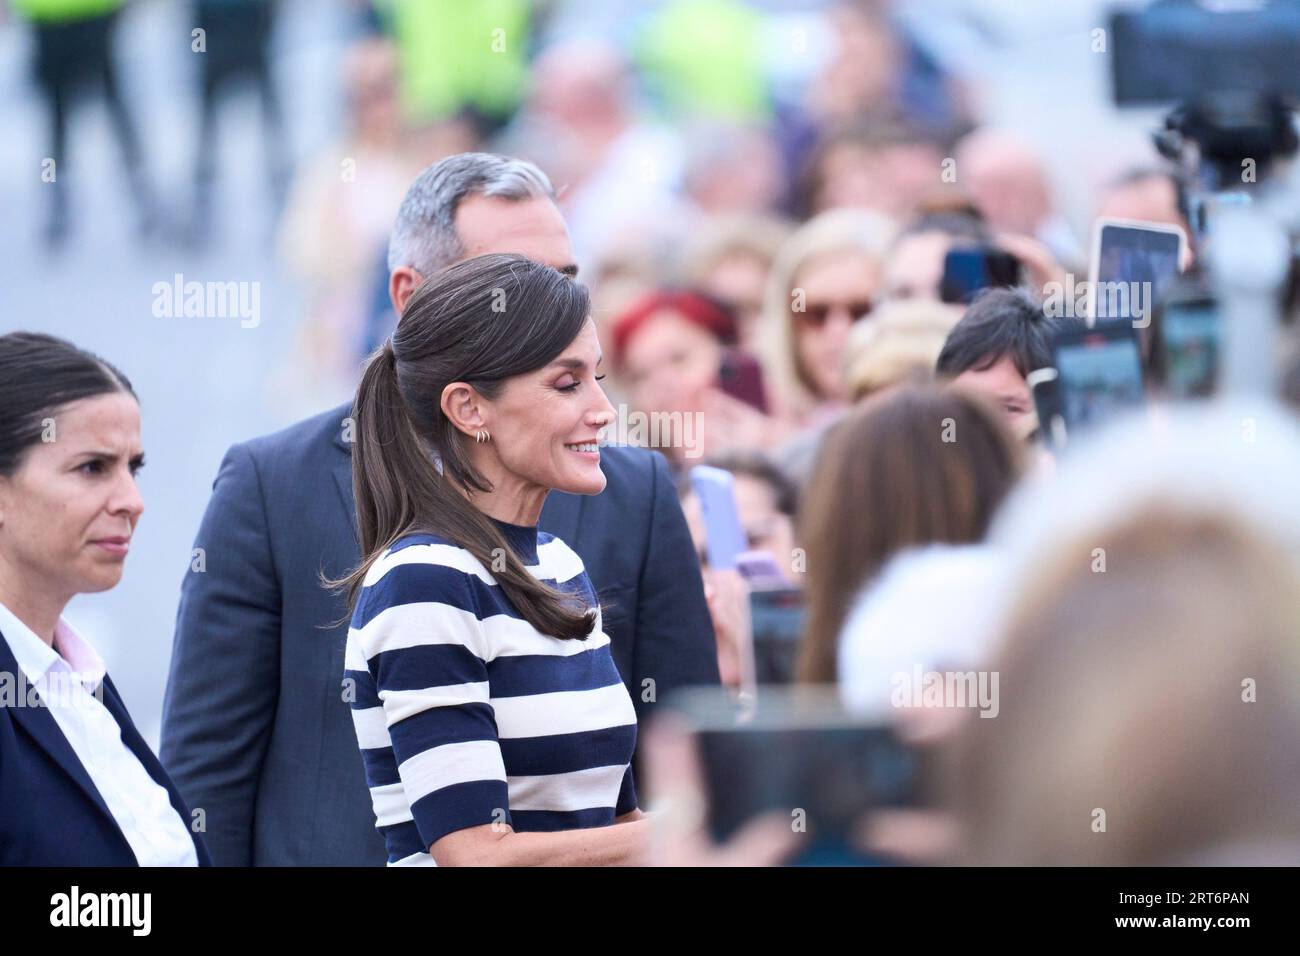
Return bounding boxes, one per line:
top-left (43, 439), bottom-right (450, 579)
top-left (52, 618), bottom-right (107, 687)
top-left (0, 601), bottom-right (106, 689)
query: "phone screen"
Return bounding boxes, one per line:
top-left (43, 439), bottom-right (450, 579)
top-left (749, 588), bottom-right (805, 685)
top-left (716, 349), bottom-right (769, 413)
top-left (1054, 329), bottom-right (1145, 430)
top-left (940, 248), bottom-right (1022, 305)
top-left (689, 465), bottom-right (747, 571)
top-left (1161, 301), bottom-right (1219, 399)
top-left (1094, 225), bottom-right (1183, 324)
top-left (1028, 371), bottom-right (1065, 451)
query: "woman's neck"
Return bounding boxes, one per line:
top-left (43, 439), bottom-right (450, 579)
top-left (471, 487), bottom-right (549, 526)
top-left (0, 561), bottom-right (66, 646)
top-left (459, 473), bottom-right (548, 527)
top-left (463, 450), bottom-right (549, 526)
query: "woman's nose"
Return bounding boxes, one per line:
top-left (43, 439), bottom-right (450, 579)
top-left (111, 472), bottom-right (145, 520)
top-left (589, 389), bottom-right (618, 430)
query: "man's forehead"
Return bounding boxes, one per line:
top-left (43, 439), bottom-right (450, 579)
top-left (456, 195), bottom-right (568, 244)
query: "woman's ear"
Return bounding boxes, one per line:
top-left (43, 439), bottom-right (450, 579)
top-left (440, 382), bottom-right (486, 439)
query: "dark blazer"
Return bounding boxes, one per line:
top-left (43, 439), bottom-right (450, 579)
top-left (160, 402), bottom-right (719, 866)
top-left (0, 631), bottom-right (212, 866)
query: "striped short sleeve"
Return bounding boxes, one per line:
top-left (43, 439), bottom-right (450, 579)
top-left (615, 766), bottom-right (638, 817)
top-left (347, 542), bottom-right (512, 857)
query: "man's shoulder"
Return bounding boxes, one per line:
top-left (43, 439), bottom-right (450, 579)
top-left (595, 444), bottom-right (667, 495)
top-left (234, 402), bottom-right (352, 465)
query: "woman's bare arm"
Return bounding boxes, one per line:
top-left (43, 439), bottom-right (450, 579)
top-left (432, 818), bottom-right (650, 867)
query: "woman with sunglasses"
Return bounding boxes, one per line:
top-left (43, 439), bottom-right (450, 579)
top-left (760, 208), bottom-right (897, 433)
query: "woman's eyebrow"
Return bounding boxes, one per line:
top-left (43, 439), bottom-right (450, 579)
top-left (72, 449), bottom-right (144, 464)
top-left (548, 354), bottom-right (605, 370)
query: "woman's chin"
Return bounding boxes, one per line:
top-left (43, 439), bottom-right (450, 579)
top-left (555, 468), bottom-right (607, 497)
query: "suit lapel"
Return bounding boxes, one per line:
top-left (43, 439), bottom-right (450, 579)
top-left (0, 632), bottom-right (124, 839)
top-left (332, 427), bottom-right (360, 548)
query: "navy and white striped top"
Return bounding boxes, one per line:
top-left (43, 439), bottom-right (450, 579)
top-left (344, 518), bottom-right (639, 866)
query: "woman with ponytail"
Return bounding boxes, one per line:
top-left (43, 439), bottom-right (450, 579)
top-left (339, 252), bottom-right (648, 866)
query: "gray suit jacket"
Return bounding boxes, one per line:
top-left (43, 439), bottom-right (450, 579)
top-left (159, 403), bottom-right (718, 866)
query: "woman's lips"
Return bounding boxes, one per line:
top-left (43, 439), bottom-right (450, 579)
top-left (91, 537), bottom-right (130, 557)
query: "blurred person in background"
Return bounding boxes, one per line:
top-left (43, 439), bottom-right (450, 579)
top-left (954, 127), bottom-right (1082, 269)
top-left (958, 509), bottom-right (1300, 865)
top-left (0, 333), bottom-right (209, 866)
top-left (190, 0), bottom-right (289, 244)
top-left (799, 121), bottom-right (946, 222)
top-left (952, 402), bottom-right (1300, 864)
top-left (679, 121), bottom-right (787, 220)
top-left (677, 450), bottom-right (799, 689)
top-left (935, 286), bottom-right (1079, 441)
top-left (495, 36), bottom-right (685, 272)
top-left (611, 289), bottom-right (775, 469)
top-left (679, 450), bottom-right (799, 580)
top-left (13, 0), bottom-right (156, 246)
top-left (882, 198), bottom-right (1068, 305)
top-left (843, 297), bottom-right (962, 402)
top-left (583, 221), bottom-right (686, 359)
top-left (797, 385), bottom-right (1023, 684)
top-left (677, 214), bottom-right (793, 351)
top-left (760, 208), bottom-right (897, 434)
top-left (161, 152), bottom-right (719, 867)
top-left (1094, 167), bottom-right (1193, 246)
top-left (880, 204), bottom-right (989, 302)
top-left (796, 0), bottom-right (971, 144)
top-left (634, 0), bottom-right (770, 123)
top-left (275, 36), bottom-right (450, 415)
top-left (380, 0), bottom-right (530, 137)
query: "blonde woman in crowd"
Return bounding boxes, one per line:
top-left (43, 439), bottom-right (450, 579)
top-left (759, 208), bottom-right (897, 435)
top-left (677, 213), bottom-right (794, 351)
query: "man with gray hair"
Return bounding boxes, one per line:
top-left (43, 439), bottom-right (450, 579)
top-left (160, 152), bottom-right (720, 866)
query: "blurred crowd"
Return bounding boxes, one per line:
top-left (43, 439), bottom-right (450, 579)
top-left (11, 0), bottom-right (1300, 867)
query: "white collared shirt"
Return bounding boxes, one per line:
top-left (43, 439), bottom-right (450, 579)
top-left (0, 601), bottom-right (198, 867)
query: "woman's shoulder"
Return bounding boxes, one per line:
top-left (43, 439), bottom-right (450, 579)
top-left (352, 532), bottom-right (493, 629)
top-left (370, 531), bottom-right (489, 576)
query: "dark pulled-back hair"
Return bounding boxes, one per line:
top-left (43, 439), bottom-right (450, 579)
top-left (338, 253), bottom-right (597, 641)
top-left (935, 286), bottom-right (1078, 379)
top-left (0, 332), bottom-right (136, 477)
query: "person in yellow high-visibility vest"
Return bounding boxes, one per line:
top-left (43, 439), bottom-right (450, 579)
top-left (374, 0), bottom-right (531, 135)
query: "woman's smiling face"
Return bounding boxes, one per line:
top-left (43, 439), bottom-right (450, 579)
top-left (0, 392), bottom-right (145, 604)
top-left (479, 319), bottom-right (618, 498)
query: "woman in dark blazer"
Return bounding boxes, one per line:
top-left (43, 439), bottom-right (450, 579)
top-left (0, 332), bottom-right (210, 866)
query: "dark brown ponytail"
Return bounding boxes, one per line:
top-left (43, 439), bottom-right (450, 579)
top-left (334, 253), bottom-right (596, 641)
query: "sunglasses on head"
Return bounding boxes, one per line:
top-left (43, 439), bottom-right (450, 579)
top-left (797, 299), bottom-right (874, 328)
